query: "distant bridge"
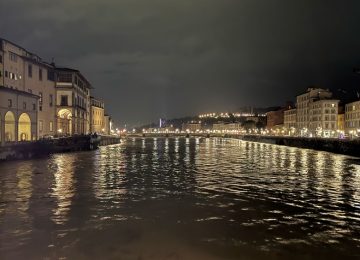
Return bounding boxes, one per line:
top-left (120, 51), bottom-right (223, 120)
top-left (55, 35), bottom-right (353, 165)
top-left (126, 132), bottom-right (237, 138)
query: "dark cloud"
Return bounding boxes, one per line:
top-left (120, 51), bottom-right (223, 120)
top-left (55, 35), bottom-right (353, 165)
top-left (1, 0), bottom-right (360, 126)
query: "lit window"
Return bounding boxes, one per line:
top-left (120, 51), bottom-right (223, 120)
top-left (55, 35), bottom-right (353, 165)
top-left (39, 121), bottom-right (44, 131)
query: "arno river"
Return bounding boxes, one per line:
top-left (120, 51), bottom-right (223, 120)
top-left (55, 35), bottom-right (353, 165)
top-left (1, 138), bottom-right (360, 259)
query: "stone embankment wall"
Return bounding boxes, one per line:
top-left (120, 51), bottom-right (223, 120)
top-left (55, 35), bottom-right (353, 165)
top-left (0, 135), bottom-right (121, 161)
top-left (232, 135), bottom-right (360, 157)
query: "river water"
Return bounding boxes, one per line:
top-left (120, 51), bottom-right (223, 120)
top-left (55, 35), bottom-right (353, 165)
top-left (0, 137), bottom-right (360, 259)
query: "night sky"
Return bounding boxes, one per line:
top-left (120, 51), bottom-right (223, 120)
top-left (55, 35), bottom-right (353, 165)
top-left (1, 0), bottom-right (360, 126)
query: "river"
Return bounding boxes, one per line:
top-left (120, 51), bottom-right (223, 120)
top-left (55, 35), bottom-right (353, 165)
top-left (1, 137), bottom-right (360, 259)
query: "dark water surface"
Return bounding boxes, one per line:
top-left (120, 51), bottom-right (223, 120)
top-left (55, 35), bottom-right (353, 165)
top-left (1, 138), bottom-right (360, 259)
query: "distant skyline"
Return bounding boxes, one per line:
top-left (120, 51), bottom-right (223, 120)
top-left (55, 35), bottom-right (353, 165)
top-left (1, 0), bottom-right (360, 127)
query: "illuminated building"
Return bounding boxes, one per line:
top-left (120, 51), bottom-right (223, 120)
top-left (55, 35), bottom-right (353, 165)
top-left (0, 87), bottom-right (38, 144)
top-left (0, 38), bottom-right (57, 138)
top-left (56, 67), bottom-right (91, 135)
top-left (284, 108), bottom-right (297, 130)
top-left (337, 113), bottom-right (345, 132)
top-left (90, 97), bottom-right (105, 134)
top-left (212, 122), bottom-right (242, 132)
top-left (296, 88), bottom-right (333, 135)
top-left (309, 99), bottom-right (339, 137)
top-left (266, 103), bottom-right (294, 130)
top-left (345, 100), bottom-right (360, 135)
top-left (104, 114), bottom-right (112, 135)
top-left (182, 121), bottom-right (202, 132)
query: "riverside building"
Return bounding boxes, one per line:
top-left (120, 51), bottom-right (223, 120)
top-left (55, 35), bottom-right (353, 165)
top-left (104, 114), bottom-right (112, 135)
top-left (284, 108), bottom-right (297, 134)
top-left (212, 122), bottom-right (242, 132)
top-left (296, 88), bottom-right (334, 136)
top-left (309, 99), bottom-right (339, 137)
top-left (344, 100), bottom-right (360, 136)
top-left (0, 38), bottom-right (57, 143)
top-left (56, 68), bottom-right (91, 135)
top-left (90, 97), bottom-right (105, 134)
top-left (266, 103), bottom-right (293, 130)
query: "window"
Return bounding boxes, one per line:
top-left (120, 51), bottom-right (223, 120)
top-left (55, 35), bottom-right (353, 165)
top-left (28, 65), bottom-right (32, 78)
top-left (39, 92), bottom-right (43, 111)
top-left (57, 73), bottom-right (72, 83)
top-left (39, 69), bottom-right (43, 81)
top-left (39, 121), bottom-right (44, 132)
top-left (4, 71), bottom-right (8, 77)
top-left (49, 121), bottom-right (53, 132)
top-left (23, 102), bottom-right (26, 109)
top-left (8, 99), bottom-right (12, 107)
top-left (9, 52), bottom-right (17, 62)
top-left (47, 69), bottom-right (55, 81)
top-left (0, 54), bottom-right (2, 63)
top-left (49, 94), bottom-right (53, 107)
top-left (33, 103), bottom-right (36, 110)
top-left (60, 95), bottom-right (68, 106)
top-left (39, 92), bottom-right (43, 104)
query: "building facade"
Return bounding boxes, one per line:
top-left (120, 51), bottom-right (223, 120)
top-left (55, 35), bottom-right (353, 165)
top-left (0, 38), bottom-right (57, 138)
top-left (296, 88), bottom-right (332, 132)
top-left (212, 123), bottom-right (242, 132)
top-left (284, 108), bottom-right (297, 130)
top-left (338, 113), bottom-right (345, 133)
top-left (182, 122), bottom-right (201, 132)
top-left (56, 68), bottom-right (91, 135)
top-left (345, 100), bottom-right (360, 135)
top-left (266, 110), bottom-right (284, 129)
top-left (309, 99), bottom-right (339, 137)
top-left (104, 114), bottom-right (112, 135)
top-left (0, 87), bottom-right (38, 145)
top-left (90, 97), bottom-right (105, 133)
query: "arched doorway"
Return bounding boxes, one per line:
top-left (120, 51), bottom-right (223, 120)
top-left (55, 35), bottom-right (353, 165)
top-left (58, 109), bottom-right (72, 135)
top-left (18, 113), bottom-right (31, 141)
top-left (5, 111), bottom-right (16, 142)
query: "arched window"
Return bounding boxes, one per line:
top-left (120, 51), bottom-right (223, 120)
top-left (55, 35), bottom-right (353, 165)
top-left (57, 109), bottom-right (72, 135)
top-left (18, 113), bottom-right (31, 141)
top-left (5, 111), bottom-right (16, 142)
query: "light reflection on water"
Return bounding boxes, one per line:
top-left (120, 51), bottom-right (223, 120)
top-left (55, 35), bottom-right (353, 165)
top-left (0, 137), bottom-right (360, 259)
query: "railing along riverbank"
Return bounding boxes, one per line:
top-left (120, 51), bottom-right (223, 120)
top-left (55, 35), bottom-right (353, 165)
top-left (0, 135), bottom-right (121, 162)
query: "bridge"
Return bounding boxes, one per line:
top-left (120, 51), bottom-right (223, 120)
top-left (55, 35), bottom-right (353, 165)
top-left (126, 132), bottom-right (230, 138)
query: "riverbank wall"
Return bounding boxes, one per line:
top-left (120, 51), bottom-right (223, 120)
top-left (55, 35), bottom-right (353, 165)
top-left (0, 135), bottom-right (121, 161)
top-left (226, 134), bottom-right (360, 157)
